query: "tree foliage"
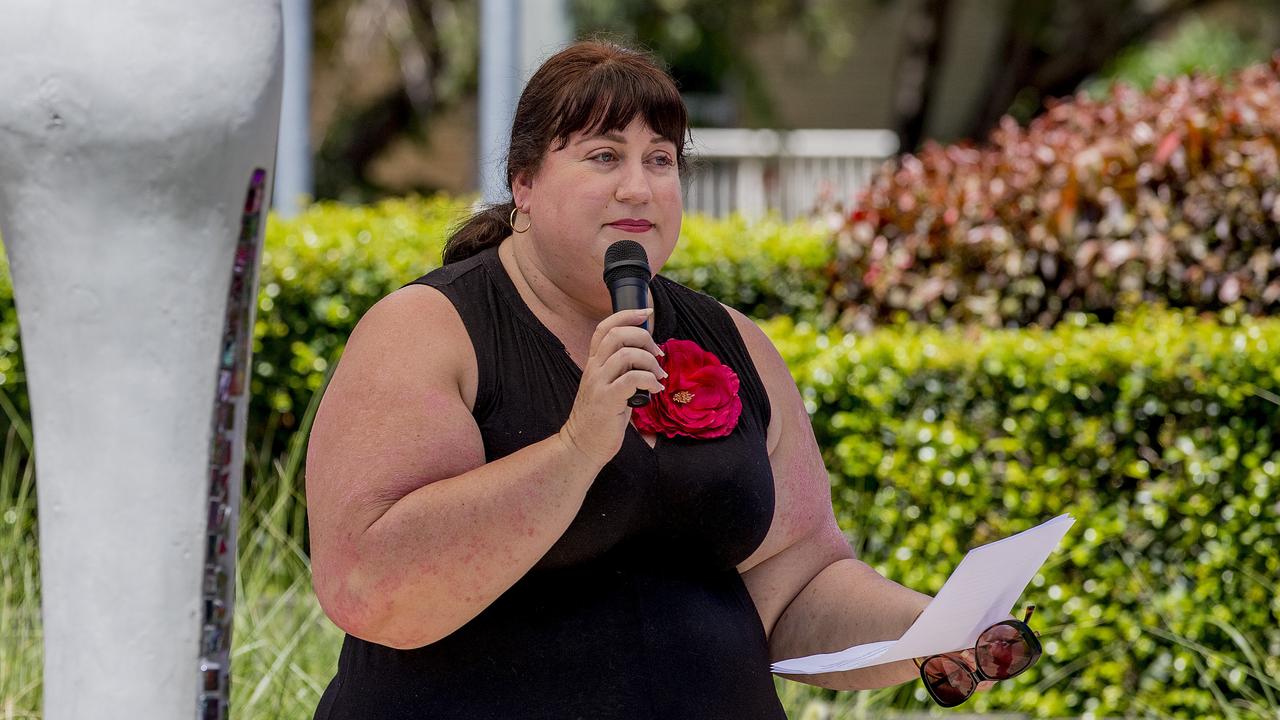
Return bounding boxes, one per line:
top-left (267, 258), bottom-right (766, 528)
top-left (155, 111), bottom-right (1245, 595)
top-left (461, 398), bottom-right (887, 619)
top-left (828, 56), bottom-right (1280, 331)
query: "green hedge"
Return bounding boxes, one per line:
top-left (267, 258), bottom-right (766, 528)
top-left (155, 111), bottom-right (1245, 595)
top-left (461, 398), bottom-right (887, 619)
top-left (250, 200), bottom-right (829, 460)
top-left (761, 303), bottom-right (1280, 718)
top-left (0, 200), bottom-right (832, 466)
top-left (2, 205), bottom-right (1278, 718)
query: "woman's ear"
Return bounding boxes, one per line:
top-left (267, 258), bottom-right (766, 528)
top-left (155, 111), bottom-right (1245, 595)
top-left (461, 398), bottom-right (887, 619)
top-left (511, 170), bottom-right (534, 211)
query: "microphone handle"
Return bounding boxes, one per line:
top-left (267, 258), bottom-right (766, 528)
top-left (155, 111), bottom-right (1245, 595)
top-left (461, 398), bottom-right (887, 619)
top-left (608, 277), bottom-right (652, 407)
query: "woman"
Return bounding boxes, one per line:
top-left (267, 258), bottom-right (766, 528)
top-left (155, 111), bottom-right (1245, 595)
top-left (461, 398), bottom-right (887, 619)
top-left (306, 40), bottom-right (995, 719)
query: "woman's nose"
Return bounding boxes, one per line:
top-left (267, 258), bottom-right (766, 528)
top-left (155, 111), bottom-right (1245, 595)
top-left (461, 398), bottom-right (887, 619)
top-left (614, 160), bottom-right (653, 204)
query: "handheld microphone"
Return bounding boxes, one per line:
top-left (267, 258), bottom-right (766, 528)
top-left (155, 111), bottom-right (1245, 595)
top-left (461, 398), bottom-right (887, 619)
top-left (603, 240), bottom-right (654, 407)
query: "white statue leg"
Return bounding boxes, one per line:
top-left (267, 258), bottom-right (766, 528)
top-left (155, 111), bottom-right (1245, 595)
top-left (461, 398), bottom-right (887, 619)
top-left (0, 3), bottom-right (283, 718)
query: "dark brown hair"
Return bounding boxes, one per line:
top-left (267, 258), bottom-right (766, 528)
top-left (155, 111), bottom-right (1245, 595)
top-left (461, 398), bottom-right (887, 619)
top-left (442, 39), bottom-right (689, 265)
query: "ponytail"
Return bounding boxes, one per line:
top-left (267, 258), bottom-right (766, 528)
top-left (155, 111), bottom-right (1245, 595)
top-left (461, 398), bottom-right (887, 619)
top-left (442, 200), bottom-right (515, 265)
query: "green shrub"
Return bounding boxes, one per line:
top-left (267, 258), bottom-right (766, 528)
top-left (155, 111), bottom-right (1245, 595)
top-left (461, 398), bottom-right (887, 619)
top-left (2, 281), bottom-right (1276, 717)
top-left (2, 197), bottom-right (1277, 718)
top-left (660, 212), bottom-right (832, 318)
top-left (246, 195), bottom-right (467, 456)
top-left (0, 201), bottom-right (833, 472)
top-left (827, 56), bottom-right (1280, 331)
top-left (760, 303), bottom-right (1280, 718)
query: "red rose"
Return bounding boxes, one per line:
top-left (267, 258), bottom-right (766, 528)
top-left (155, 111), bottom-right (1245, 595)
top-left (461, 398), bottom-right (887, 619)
top-left (632, 338), bottom-right (742, 439)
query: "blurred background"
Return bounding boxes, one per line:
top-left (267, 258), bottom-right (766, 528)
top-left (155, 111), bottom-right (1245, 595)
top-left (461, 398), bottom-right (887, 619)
top-left (295, 0), bottom-right (1280, 210)
top-left (2, 1), bottom-right (1279, 719)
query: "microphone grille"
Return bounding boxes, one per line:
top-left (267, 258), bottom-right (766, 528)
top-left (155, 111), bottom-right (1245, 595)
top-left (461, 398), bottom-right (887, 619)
top-left (605, 239), bottom-right (648, 265)
top-left (603, 240), bottom-right (651, 284)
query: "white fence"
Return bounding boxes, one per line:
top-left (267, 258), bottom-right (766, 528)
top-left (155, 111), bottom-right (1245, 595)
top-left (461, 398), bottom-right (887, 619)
top-left (684, 128), bottom-right (899, 220)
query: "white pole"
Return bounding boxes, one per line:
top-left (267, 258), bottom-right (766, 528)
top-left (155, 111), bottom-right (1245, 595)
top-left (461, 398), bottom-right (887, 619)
top-left (519, 0), bottom-right (572, 84)
top-left (479, 0), bottom-right (571, 203)
top-left (275, 0), bottom-right (312, 217)
top-left (479, 0), bottom-right (519, 204)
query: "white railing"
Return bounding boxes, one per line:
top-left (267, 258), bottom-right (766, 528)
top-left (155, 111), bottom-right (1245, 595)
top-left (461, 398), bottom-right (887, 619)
top-left (684, 128), bottom-right (899, 220)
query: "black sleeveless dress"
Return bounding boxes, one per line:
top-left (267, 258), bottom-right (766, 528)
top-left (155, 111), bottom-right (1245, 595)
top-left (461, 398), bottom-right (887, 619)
top-left (313, 243), bottom-right (786, 719)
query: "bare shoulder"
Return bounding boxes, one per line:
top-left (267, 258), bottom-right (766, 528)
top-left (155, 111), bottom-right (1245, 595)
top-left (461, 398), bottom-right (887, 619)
top-left (306, 283), bottom-right (486, 595)
top-left (718, 301), bottom-right (851, 643)
top-left (720, 301), bottom-right (841, 573)
top-left (346, 283), bottom-right (480, 412)
top-left (718, 301), bottom-right (790, 456)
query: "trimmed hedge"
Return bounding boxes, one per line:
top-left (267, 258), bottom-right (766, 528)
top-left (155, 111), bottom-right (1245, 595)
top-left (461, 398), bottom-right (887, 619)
top-left (2, 202), bottom-right (1278, 718)
top-left (827, 56), bottom-right (1280, 331)
top-left (241, 201), bottom-right (829, 461)
top-left (0, 201), bottom-right (831, 470)
top-left (1, 201), bottom-right (1278, 717)
top-left (762, 304), bottom-right (1280, 718)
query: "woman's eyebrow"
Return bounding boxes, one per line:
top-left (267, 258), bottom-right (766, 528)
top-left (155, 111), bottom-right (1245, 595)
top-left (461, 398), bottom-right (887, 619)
top-left (574, 132), bottom-right (625, 145)
top-left (573, 132), bottom-right (671, 146)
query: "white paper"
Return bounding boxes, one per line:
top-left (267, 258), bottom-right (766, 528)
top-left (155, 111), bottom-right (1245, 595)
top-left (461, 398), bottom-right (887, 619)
top-left (771, 513), bottom-right (1075, 675)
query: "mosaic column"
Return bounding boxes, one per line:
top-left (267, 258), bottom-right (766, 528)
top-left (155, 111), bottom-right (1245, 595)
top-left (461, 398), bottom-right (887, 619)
top-left (0, 3), bottom-right (283, 718)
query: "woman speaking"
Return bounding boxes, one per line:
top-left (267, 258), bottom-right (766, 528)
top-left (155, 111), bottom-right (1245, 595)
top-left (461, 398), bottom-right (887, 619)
top-left (306, 39), bottom-right (1008, 719)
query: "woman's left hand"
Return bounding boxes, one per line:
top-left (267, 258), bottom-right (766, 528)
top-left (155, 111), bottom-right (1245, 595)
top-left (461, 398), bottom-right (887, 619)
top-left (946, 610), bottom-right (1025, 693)
top-left (944, 648), bottom-right (997, 693)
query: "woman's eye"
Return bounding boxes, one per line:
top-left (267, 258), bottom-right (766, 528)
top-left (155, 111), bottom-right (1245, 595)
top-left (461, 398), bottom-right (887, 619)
top-left (649, 154), bottom-right (674, 167)
top-left (591, 151), bottom-right (617, 163)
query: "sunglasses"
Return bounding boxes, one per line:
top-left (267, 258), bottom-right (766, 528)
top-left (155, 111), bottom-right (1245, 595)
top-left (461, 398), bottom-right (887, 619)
top-left (913, 604), bottom-right (1043, 708)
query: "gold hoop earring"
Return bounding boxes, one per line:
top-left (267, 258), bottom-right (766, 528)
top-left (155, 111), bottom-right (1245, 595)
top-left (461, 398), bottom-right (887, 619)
top-left (509, 206), bottom-right (531, 234)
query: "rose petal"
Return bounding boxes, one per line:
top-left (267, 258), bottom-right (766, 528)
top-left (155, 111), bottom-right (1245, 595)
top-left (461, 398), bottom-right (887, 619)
top-left (643, 338), bottom-right (743, 438)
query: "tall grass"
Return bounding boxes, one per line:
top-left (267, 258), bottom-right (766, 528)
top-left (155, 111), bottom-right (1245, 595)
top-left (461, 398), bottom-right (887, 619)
top-left (0, 374), bottom-right (346, 719)
top-left (0, 423), bottom-right (40, 720)
top-left (230, 368), bottom-right (343, 718)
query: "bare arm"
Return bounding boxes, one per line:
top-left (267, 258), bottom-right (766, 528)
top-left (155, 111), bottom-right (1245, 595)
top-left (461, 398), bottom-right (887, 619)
top-left (724, 303), bottom-right (931, 690)
top-left (307, 286), bottom-right (663, 650)
top-left (338, 430), bottom-right (605, 650)
top-left (767, 547), bottom-right (931, 690)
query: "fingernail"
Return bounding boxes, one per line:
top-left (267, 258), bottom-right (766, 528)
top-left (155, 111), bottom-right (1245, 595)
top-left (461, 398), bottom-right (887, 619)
top-left (639, 308), bottom-right (654, 315)
top-left (656, 347), bottom-right (666, 357)
top-left (659, 369), bottom-right (669, 379)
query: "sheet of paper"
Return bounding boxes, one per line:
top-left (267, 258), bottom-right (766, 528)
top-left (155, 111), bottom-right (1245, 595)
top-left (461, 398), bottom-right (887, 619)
top-left (771, 513), bottom-right (1075, 675)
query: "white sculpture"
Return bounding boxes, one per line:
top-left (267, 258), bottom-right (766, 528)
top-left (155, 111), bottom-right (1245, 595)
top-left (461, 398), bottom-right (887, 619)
top-left (0, 3), bottom-right (284, 718)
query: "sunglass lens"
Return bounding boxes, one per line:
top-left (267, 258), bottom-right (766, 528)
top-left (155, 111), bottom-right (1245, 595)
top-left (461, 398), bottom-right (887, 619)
top-left (921, 655), bottom-right (976, 706)
top-left (976, 623), bottom-right (1039, 679)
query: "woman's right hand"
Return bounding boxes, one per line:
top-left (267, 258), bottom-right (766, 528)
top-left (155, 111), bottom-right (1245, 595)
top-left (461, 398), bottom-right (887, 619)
top-left (559, 307), bottom-right (667, 467)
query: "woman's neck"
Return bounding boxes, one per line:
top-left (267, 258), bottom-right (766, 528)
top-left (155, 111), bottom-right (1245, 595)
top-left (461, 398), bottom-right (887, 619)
top-left (499, 237), bottom-right (605, 353)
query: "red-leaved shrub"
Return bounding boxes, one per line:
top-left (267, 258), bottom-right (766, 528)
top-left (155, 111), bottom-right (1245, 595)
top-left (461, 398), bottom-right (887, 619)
top-left (828, 54), bottom-right (1280, 330)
